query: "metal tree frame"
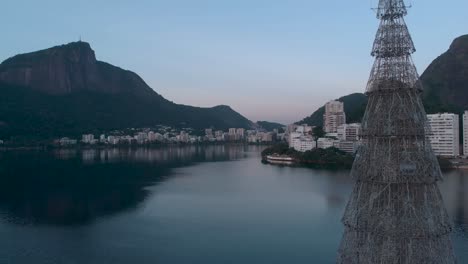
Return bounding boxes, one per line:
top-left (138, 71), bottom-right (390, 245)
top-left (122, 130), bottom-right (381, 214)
top-left (337, 1), bottom-right (456, 263)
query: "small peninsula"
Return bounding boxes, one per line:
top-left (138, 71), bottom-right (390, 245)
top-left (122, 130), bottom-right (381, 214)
top-left (261, 143), bottom-right (355, 169)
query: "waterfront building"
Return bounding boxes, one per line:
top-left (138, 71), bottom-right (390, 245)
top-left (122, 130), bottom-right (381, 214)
top-left (205, 129), bottom-right (213, 137)
top-left (82, 134), bottom-right (95, 144)
top-left (178, 131), bottom-right (190, 143)
top-left (99, 134), bottom-right (106, 143)
top-left (215, 130), bottom-right (224, 138)
top-left (290, 134), bottom-right (300, 148)
top-left (107, 136), bottom-right (120, 145)
top-left (289, 125), bottom-right (317, 152)
top-left (325, 132), bottom-right (339, 138)
top-left (122, 135), bottom-right (134, 144)
top-left (289, 132), bottom-right (302, 146)
top-left (427, 113), bottom-right (460, 157)
top-left (148, 131), bottom-right (157, 142)
top-left (135, 132), bottom-right (148, 144)
top-left (236, 128), bottom-right (245, 139)
top-left (257, 132), bottom-right (267, 142)
top-left (228, 128), bottom-right (237, 135)
top-left (337, 140), bottom-right (360, 154)
top-left (155, 133), bottom-right (164, 142)
top-left (317, 138), bottom-right (340, 149)
top-left (148, 132), bottom-right (158, 142)
top-left (0, 140), bottom-right (3, 144)
top-left (464, 111), bottom-right (468, 156)
top-left (258, 132), bottom-right (274, 142)
top-left (227, 128), bottom-right (239, 141)
top-left (246, 130), bottom-right (256, 136)
top-left (323, 101), bottom-right (346, 133)
top-left (337, 123), bottom-right (361, 141)
top-left (291, 136), bottom-right (316, 152)
top-left (248, 135), bottom-right (258, 143)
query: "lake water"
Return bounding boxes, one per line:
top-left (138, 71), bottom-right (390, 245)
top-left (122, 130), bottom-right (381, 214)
top-left (0, 145), bottom-right (466, 263)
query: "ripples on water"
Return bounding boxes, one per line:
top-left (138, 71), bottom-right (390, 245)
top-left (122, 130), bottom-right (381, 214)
top-left (0, 145), bottom-right (466, 263)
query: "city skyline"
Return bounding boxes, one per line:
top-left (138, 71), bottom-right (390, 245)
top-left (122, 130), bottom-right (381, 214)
top-left (1, 0), bottom-right (468, 124)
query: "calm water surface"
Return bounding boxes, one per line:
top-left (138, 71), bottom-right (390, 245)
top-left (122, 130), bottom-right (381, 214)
top-left (0, 146), bottom-right (466, 263)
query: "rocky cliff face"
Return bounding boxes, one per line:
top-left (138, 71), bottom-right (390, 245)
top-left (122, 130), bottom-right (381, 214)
top-left (0, 42), bottom-right (154, 96)
top-left (421, 35), bottom-right (468, 112)
top-left (0, 42), bottom-right (253, 138)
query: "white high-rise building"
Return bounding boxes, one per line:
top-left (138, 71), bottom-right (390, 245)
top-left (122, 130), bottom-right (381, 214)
top-left (215, 130), bottom-right (224, 137)
top-left (205, 129), bottom-right (213, 137)
top-left (289, 127), bottom-right (316, 152)
top-left (464, 111), bottom-right (468, 156)
top-left (148, 131), bottom-right (157, 142)
top-left (317, 138), bottom-right (340, 149)
top-left (135, 132), bottom-right (148, 144)
top-left (228, 128), bottom-right (237, 135)
top-left (289, 132), bottom-right (302, 146)
top-left (337, 123), bottom-right (361, 141)
top-left (178, 131), bottom-right (190, 143)
top-left (107, 136), bottom-right (120, 145)
top-left (427, 113), bottom-right (460, 157)
top-left (323, 101), bottom-right (346, 133)
top-left (236, 128), bottom-right (245, 139)
top-left (291, 136), bottom-right (316, 152)
top-left (338, 141), bottom-right (360, 154)
top-left (82, 134), bottom-right (95, 144)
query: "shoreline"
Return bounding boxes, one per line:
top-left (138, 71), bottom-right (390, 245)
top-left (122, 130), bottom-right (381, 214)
top-left (261, 144), bottom-right (355, 169)
top-left (261, 144), bottom-right (468, 171)
top-left (0, 142), bottom-right (272, 152)
top-left (262, 154), bottom-right (353, 169)
top-left (262, 154), bottom-right (468, 171)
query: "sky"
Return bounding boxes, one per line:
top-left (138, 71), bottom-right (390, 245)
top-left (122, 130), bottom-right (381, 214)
top-left (1, 0), bottom-right (467, 124)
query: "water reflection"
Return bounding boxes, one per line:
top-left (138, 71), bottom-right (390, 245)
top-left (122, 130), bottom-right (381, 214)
top-left (54, 145), bottom-right (248, 164)
top-left (0, 145), bottom-right (250, 226)
top-left (0, 146), bottom-right (466, 263)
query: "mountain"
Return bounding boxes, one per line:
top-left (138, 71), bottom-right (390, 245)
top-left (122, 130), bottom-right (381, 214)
top-left (256, 121), bottom-right (285, 132)
top-left (0, 42), bottom-right (253, 139)
top-left (421, 35), bottom-right (468, 114)
top-left (296, 93), bottom-right (368, 126)
top-left (0, 42), bottom-right (155, 96)
top-left (297, 35), bottom-right (468, 127)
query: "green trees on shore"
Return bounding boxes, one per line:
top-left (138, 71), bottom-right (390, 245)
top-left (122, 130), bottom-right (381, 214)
top-left (262, 143), bottom-right (354, 169)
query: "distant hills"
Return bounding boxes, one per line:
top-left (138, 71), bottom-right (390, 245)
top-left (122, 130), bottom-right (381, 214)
top-left (256, 121), bottom-right (285, 132)
top-left (2, 34), bottom-right (467, 140)
top-left (0, 42), bottom-right (254, 139)
top-left (297, 35), bottom-right (468, 126)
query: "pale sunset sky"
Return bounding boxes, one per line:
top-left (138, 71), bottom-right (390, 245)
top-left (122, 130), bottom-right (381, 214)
top-left (1, 0), bottom-right (467, 124)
